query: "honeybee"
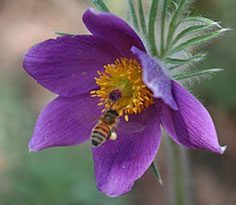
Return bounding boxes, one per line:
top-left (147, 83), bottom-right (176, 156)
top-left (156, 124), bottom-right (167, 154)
top-left (90, 109), bottom-right (120, 148)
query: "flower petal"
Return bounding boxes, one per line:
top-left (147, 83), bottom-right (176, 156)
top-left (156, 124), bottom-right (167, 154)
top-left (160, 81), bottom-right (226, 154)
top-left (92, 105), bottom-right (161, 197)
top-left (23, 35), bottom-right (121, 96)
top-left (29, 94), bottom-right (102, 151)
top-left (131, 46), bottom-right (178, 110)
top-left (82, 8), bottom-right (146, 58)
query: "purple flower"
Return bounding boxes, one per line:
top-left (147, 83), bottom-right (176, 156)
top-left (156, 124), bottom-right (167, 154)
top-left (23, 8), bottom-right (225, 197)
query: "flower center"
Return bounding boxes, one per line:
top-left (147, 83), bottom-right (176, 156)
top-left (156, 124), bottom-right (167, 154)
top-left (90, 58), bottom-right (154, 121)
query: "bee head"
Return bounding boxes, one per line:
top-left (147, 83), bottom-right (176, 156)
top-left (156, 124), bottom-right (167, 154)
top-left (106, 109), bottom-right (119, 116)
top-left (103, 109), bottom-right (119, 124)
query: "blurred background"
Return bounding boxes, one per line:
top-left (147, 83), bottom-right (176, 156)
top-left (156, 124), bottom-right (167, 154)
top-left (0, 0), bottom-right (235, 204)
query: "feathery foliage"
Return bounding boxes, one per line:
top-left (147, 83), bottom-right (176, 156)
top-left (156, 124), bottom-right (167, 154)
top-left (91, 0), bottom-right (109, 12)
top-left (172, 68), bottom-right (224, 81)
top-left (112, 0), bottom-right (228, 81)
top-left (128, 0), bottom-right (140, 31)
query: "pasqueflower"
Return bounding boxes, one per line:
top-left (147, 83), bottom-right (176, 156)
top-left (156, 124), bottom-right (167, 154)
top-left (23, 8), bottom-right (225, 197)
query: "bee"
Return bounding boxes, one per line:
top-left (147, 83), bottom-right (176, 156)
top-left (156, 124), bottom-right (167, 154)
top-left (90, 109), bottom-right (120, 148)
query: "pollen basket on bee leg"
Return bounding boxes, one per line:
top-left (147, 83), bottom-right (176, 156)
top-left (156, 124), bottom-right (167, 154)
top-left (109, 132), bottom-right (117, 141)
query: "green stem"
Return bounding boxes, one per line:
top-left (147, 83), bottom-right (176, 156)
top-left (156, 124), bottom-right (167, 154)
top-left (164, 136), bottom-right (176, 205)
top-left (164, 135), bottom-right (193, 205)
top-left (174, 146), bottom-right (185, 205)
top-left (179, 147), bottom-right (194, 205)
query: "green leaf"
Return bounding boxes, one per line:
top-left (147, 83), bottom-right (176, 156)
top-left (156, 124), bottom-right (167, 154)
top-left (165, 0), bottom-right (188, 54)
top-left (55, 32), bottom-right (74, 36)
top-left (128, 0), bottom-right (139, 31)
top-left (138, 0), bottom-right (147, 37)
top-left (183, 16), bottom-right (221, 27)
top-left (160, 0), bottom-right (172, 56)
top-left (170, 29), bottom-right (228, 55)
top-left (170, 0), bottom-right (189, 28)
top-left (172, 23), bottom-right (219, 46)
top-left (148, 0), bottom-right (160, 56)
top-left (166, 53), bottom-right (207, 69)
top-left (172, 68), bottom-right (224, 80)
top-left (91, 0), bottom-right (109, 12)
top-left (151, 161), bottom-right (163, 185)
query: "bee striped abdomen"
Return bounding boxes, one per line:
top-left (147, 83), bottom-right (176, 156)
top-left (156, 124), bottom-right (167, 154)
top-left (91, 123), bottom-right (111, 147)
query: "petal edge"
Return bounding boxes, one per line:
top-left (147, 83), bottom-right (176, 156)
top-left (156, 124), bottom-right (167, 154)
top-left (83, 8), bottom-right (146, 58)
top-left (131, 46), bottom-right (178, 110)
top-left (160, 81), bottom-right (225, 154)
top-left (29, 94), bottom-right (102, 151)
top-left (23, 35), bottom-right (121, 96)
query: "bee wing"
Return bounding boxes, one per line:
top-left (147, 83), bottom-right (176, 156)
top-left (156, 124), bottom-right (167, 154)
top-left (87, 114), bottom-right (101, 126)
top-left (86, 114), bottom-right (102, 138)
top-left (117, 122), bottom-right (146, 134)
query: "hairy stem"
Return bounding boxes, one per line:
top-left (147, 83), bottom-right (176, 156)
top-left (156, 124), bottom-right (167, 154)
top-left (179, 147), bottom-right (194, 205)
top-left (164, 136), bottom-right (176, 205)
top-left (164, 135), bottom-right (194, 205)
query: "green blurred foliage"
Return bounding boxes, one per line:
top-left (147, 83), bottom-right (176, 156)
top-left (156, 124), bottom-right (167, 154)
top-left (0, 81), bottom-right (131, 204)
top-left (195, 0), bottom-right (236, 111)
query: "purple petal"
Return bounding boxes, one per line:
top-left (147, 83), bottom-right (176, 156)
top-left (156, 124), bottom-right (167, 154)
top-left (29, 93), bottom-right (102, 151)
top-left (160, 81), bottom-right (226, 154)
top-left (131, 46), bottom-right (178, 110)
top-left (82, 8), bottom-right (146, 58)
top-left (23, 35), bottom-right (121, 97)
top-left (92, 105), bottom-right (161, 197)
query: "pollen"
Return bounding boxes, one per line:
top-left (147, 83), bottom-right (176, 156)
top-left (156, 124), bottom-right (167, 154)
top-left (90, 58), bottom-right (154, 119)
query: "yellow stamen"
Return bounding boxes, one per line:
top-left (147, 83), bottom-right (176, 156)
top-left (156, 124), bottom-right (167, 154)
top-left (91, 58), bottom-right (154, 120)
